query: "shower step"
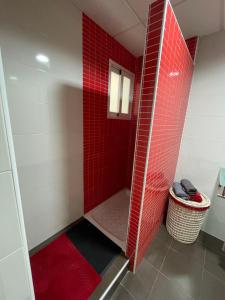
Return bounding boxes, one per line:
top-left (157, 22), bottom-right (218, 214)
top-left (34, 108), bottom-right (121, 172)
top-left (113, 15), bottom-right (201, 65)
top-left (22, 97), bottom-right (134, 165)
top-left (90, 254), bottom-right (129, 300)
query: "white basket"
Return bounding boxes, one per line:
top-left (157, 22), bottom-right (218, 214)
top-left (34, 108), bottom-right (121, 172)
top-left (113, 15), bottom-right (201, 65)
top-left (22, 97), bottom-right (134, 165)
top-left (166, 188), bottom-right (210, 244)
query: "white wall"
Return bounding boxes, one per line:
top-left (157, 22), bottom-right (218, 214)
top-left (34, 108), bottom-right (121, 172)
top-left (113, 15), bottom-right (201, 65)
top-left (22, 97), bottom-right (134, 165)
top-left (0, 0), bottom-right (83, 249)
top-left (176, 31), bottom-right (225, 241)
top-left (0, 52), bottom-right (34, 299)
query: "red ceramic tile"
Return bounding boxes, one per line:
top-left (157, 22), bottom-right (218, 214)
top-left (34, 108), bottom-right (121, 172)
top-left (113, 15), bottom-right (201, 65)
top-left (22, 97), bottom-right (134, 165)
top-left (126, 0), bottom-right (194, 270)
top-left (126, 0), bottom-right (165, 267)
top-left (185, 36), bottom-right (199, 62)
top-left (83, 14), bottom-right (142, 213)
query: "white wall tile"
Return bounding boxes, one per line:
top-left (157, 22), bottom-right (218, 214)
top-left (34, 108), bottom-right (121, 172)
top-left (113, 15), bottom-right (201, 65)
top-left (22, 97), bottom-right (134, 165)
top-left (0, 49), bottom-right (34, 298)
top-left (202, 196), bottom-right (225, 241)
top-left (0, 0), bottom-right (83, 249)
top-left (12, 132), bottom-right (82, 168)
top-left (183, 116), bottom-right (225, 141)
top-left (176, 31), bottom-right (225, 240)
top-left (0, 0), bottom-right (83, 80)
top-left (0, 172), bottom-right (21, 260)
top-left (0, 98), bottom-right (10, 172)
top-left (0, 249), bottom-right (31, 300)
top-left (16, 157), bottom-right (83, 249)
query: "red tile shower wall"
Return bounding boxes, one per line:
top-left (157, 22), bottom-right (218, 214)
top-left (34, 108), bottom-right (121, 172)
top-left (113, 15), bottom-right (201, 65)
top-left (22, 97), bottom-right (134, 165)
top-left (185, 36), bottom-right (198, 62)
top-left (127, 0), bottom-right (194, 269)
top-left (83, 14), bottom-right (140, 213)
top-left (126, 0), bottom-right (165, 267)
top-left (136, 1), bottom-right (194, 266)
top-left (126, 56), bottom-right (143, 188)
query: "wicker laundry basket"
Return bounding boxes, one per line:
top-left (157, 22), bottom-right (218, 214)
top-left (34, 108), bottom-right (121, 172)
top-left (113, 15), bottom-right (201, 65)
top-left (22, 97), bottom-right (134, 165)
top-left (166, 188), bottom-right (210, 243)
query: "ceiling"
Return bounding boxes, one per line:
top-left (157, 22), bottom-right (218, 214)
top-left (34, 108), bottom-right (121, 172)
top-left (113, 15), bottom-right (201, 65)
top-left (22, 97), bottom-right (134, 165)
top-left (72, 0), bottom-right (225, 56)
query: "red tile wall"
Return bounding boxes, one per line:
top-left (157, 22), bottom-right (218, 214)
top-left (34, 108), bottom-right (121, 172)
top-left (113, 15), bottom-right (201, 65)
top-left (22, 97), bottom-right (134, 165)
top-left (185, 36), bottom-right (199, 62)
top-left (126, 56), bottom-right (143, 188)
top-left (83, 14), bottom-right (141, 213)
top-left (126, 0), bottom-right (165, 267)
top-left (126, 0), bottom-right (194, 270)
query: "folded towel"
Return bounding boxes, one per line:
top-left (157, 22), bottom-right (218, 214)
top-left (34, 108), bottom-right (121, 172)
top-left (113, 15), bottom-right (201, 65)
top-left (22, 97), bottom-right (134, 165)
top-left (181, 179), bottom-right (197, 195)
top-left (190, 192), bottom-right (202, 203)
top-left (173, 182), bottom-right (189, 200)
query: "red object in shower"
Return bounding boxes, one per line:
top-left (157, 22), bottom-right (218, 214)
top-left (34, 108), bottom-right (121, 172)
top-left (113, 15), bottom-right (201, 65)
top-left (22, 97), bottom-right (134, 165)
top-left (30, 234), bottom-right (101, 300)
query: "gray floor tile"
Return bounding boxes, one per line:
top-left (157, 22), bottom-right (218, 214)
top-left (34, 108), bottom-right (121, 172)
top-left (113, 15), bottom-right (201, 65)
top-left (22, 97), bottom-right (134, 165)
top-left (111, 255), bottom-right (129, 271)
top-left (90, 264), bottom-right (125, 300)
top-left (110, 284), bottom-right (135, 300)
top-left (199, 270), bottom-right (225, 300)
top-left (121, 258), bottom-right (158, 300)
top-left (205, 249), bottom-right (225, 283)
top-left (171, 238), bottom-right (205, 265)
top-left (160, 248), bottom-right (202, 299)
top-left (156, 225), bottom-right (172, 245)
top-left (199, 231), bottom-right (225, 257)
top-left (149, 273), bottom-right (192, 300)
top-left (145, 237), bottom-right (170, 270)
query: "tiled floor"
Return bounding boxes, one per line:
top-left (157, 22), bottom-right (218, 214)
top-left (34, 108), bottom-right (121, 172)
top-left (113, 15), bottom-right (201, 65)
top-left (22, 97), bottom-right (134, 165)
top-left (110, 225), bottom-right (225, 300)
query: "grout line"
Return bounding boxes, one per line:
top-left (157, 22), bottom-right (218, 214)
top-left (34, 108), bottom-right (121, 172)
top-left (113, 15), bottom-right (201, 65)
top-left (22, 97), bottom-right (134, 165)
top-left (0, 247), bottom-right (22, 263)
top-left (145, 261), bottom-right (160, 273)
top-left (0, 169), bottom-right (11, 175)
top-left (121, 283), bottom-right (136, 300)
top-left (151, 269), bottom-right (194, 300)
top-left (204, 268), bottom-right (225, 286)
top-left (203, 247), bottom-right (225, 286)
top-left (125, 0), bottom-right (150, 270)
top-left (29, 217), bottom-right (83, 256)
top-left (123, 0), bottom-right (147, 27)
top-left (0, 50), bottom-right (35, 299)
top-left (133, 0), bottom-right (168, 271)
top-left (147, 268), bottom-right (160, 300)
top-left (159, 238), bottom-right (171, 272)
top-left (147, 238), bottom-right (172, 299)
top-left (198, 247), bottom-right (206, 300)
top-left (203, 248), bottom-right (206, 269)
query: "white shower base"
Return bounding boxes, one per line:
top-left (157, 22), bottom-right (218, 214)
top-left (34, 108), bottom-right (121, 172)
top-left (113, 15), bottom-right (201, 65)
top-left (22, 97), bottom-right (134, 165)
top-left (84, 189), bottom-right (130, 251)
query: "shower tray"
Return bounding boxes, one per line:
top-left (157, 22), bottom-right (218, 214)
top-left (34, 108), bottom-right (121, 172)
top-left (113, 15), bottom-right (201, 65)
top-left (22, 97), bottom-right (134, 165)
top-left (84, 189), bottom-right (130, 251)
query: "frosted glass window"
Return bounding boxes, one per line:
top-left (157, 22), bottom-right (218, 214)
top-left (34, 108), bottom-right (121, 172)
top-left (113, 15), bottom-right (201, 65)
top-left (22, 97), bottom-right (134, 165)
top-left (121, 76), bottom-right (131, 114)
top-left (108, 60), bottom-right (134, 119)
top-left (109, 70), bottom-right (121, 113)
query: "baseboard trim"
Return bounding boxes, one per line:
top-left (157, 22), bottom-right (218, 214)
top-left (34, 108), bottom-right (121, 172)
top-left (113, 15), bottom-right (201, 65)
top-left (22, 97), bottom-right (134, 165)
top-left (200, 230), bottom-right (225, 255)
top-left (29, 217), bottom-right (83, 256)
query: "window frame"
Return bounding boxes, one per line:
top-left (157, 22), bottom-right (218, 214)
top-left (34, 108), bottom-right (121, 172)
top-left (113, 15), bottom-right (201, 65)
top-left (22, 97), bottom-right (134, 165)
top-left (108, 59), bottom-right (135, 120)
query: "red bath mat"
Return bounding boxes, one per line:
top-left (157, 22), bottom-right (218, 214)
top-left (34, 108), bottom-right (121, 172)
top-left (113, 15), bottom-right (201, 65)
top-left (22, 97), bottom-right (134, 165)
top-left (30, 234), bottom-right (101, 300)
